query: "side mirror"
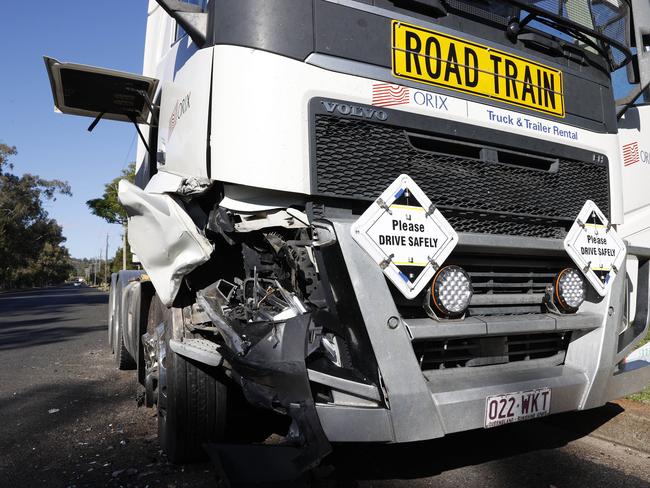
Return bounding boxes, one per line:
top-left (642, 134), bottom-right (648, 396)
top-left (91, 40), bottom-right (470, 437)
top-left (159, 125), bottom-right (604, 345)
top-left (44, 57), bottom-right (159, 124)
top-left (154, 0), bottom-right (208, 47)
top-left (627, 51), bottom-right (639, 85)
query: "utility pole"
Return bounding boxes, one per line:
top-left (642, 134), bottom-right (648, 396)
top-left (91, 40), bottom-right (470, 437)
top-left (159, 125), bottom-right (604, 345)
top-left (104, 233), bottom-right (109, 284)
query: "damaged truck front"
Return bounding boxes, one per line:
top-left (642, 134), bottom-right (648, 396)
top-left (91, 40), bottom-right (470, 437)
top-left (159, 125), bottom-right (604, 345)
top-left (115, 175), bottom-right (341, 470)
top-left (46, 0), bottom-right (650, 478)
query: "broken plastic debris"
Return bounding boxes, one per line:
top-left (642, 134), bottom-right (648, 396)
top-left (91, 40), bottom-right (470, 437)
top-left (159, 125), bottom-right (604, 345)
top-left (48, 408), bottom-right (60, 414)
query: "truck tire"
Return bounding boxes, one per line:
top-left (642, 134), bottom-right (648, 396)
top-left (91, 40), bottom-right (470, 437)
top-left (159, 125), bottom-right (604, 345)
top-left (107, 282), bottom-right (116, 354)
top-left (115, 314), bottom-right (136, 370)
top-left (148, 296), bottom-right (228, 463)
top-left (111, 283), bottom-right (136, 371)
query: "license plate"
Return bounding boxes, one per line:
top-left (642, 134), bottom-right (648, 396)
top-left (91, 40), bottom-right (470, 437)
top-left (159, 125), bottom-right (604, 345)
top-left (484, 387), bottom-right (551, 428)
top-left (391, 21), bottom-right (565, 117)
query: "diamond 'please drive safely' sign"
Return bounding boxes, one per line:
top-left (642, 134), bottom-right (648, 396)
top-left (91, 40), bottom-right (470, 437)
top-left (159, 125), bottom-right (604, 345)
top-left (564, 200), bottom-right (626, 297)
top-left (351, 174), bottom-right (458, 299)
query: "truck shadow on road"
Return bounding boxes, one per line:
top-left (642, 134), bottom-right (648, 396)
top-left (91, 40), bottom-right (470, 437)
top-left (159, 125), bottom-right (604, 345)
top-left (315, 403), bottom-right (650, 487)
top-left (0, 323), bottom-right (107, 350)
top-left (0, 287), bottom-right (108, 351)
top-left (0, 287), bottom-right (108, 313)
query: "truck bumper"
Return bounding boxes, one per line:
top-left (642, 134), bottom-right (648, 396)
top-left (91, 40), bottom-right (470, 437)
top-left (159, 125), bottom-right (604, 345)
top-left (312, 219), bottom-right (650, 443)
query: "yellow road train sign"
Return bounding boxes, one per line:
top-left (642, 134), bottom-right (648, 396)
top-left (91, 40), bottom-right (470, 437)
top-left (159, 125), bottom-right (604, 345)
top-left (392, 21), bottom-right (565, 117)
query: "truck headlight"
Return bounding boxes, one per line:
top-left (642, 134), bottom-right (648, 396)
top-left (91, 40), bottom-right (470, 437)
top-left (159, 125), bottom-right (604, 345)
top-left (431, 265), bottom-right (473, 317)
top-left (554, 268), bottom-right (586, 312)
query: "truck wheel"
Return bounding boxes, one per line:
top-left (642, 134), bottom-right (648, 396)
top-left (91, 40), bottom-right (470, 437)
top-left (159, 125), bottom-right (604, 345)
top-left (149, 296), bottom-right (228, 463)
top-left (114, 289), bottom-right (136, 370)
top-left (107, 283), bottom-right (116, 353)
top-left (115, 314), bottom-right (136, 370)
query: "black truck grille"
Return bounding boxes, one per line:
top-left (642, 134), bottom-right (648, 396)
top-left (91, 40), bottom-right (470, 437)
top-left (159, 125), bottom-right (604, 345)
top-left (312, 115), bottom-right (609, 238)
top-left (393, 254), bottom-right (574, 317)
top-left (413, 332), bottom-right (571, 370)
top-left (460, 255), bottom-right (573, 315)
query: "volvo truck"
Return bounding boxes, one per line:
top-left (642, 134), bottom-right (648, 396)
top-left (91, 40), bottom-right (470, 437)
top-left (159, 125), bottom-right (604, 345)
top-left (46, 0), bottom-right (650, 477)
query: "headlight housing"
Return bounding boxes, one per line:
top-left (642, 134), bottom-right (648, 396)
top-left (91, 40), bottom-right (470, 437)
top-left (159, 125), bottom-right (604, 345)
top-left (554, 268), bottom-right (586, 313)
top-left (430, 265), bottom-right (473, 318)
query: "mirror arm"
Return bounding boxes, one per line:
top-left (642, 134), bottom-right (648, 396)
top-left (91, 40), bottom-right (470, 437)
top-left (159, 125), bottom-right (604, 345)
top-left (87, 111), bottom-right (105, 132)
top-left (126, 87), bottom-right (159, 127)
top-left (128, 114), bottom-right (152, 158)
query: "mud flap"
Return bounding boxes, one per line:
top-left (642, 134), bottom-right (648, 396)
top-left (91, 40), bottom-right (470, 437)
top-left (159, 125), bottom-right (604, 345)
top-left (205, 444), bottom-right (308, 485)
top-left (205, 313), bottom-right (332, 482)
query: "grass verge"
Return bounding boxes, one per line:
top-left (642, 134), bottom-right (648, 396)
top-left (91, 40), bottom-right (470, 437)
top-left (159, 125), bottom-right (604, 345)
top-left (627, 333), bottom-right (650, 404)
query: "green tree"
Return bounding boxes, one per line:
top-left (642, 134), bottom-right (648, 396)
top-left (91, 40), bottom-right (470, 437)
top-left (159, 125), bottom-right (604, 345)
top-left (15, 242), bottom-right (73, 288)
top-left (86, 163), bottom-right (135, 270)
top-left (110, 246), bottom-right (135, 273)
top-left (0, 144), bottom-right (73, 289)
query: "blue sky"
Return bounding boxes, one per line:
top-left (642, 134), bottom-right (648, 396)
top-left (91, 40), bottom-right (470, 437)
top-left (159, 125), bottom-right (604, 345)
top-left (0, 1), bottom-right (147, 258)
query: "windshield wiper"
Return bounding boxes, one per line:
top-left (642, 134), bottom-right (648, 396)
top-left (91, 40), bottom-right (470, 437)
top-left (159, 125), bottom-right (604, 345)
top-left (516, 31), bottom-right (564, 56)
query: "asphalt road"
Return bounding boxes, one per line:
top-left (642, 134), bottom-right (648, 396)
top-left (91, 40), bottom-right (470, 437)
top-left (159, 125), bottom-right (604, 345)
top-left (1, 286), bottom-right (650, 488)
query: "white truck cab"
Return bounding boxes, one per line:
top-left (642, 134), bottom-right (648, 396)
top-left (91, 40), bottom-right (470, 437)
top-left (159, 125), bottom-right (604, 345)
top-left (46, 0), bottom-right (650, 479)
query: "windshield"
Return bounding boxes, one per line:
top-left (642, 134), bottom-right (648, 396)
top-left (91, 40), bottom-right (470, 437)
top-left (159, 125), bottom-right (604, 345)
top-left (447, 0), bottom-right (632, 70)
top-left (520, 0), bottom-right (630, 67)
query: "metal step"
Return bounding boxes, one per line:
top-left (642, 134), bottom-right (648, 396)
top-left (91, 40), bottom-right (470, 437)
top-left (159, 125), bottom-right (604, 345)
top-left (169, 338), bottom-right (223, 367)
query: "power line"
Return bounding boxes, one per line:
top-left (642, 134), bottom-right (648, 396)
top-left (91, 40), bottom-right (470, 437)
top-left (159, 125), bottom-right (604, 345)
top-left (121, 132), bottom-right (137, 170)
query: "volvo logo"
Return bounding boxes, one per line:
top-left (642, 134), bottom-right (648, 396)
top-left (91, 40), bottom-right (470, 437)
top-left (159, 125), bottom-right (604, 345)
top-left (322, 101), bottom-right (388, 121)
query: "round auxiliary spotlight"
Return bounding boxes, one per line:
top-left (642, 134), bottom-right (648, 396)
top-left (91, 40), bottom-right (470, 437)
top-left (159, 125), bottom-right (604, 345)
top-left (430, 265), bottom-right (473, 318)
top-left (554, 268), bottom-right (587, 313)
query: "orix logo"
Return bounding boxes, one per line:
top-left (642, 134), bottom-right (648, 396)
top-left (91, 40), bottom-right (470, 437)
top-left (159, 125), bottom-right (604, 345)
top-left (622, 141), bottom-right (639, 167)
top-left (621, 141), bottom-right (650, 167)
top-left (372, 83), bottom-right (410, 107)
top-left (322, 101), bottom-right (388, 121)
top-left (168, 92), bottom-right (191, 140)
